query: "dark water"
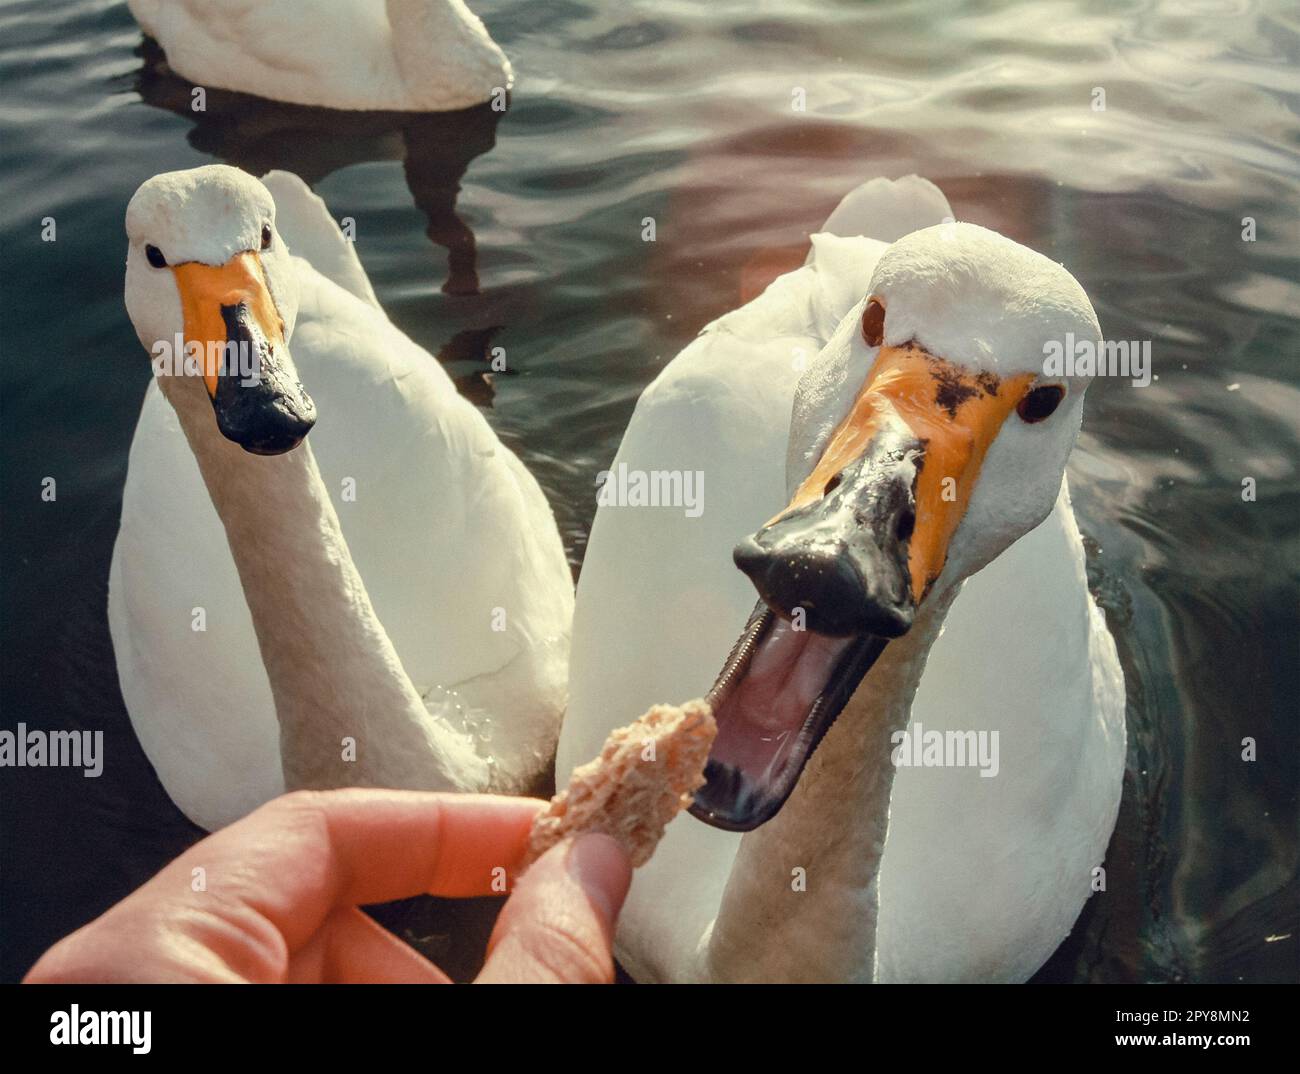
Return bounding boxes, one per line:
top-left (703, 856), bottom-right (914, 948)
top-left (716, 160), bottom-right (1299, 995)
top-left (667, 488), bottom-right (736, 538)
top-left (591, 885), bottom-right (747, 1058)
top-left (2, 0), bottom-right (1297, 982)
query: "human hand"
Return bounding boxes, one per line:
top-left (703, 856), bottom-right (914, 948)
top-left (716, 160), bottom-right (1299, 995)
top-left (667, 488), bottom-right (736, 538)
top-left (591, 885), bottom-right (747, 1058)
top-left (24, 789), bottom-right (631, 984)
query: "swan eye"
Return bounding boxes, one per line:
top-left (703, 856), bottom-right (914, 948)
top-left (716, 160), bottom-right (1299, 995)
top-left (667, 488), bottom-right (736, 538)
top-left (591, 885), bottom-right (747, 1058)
top-left (260, 224), bottom-right (273, 250)
top-left (145, 244), bottom-right (167, 269)
top-left (861, 297), bottom-right (885, 347)
top-left (1017, 384), bottom-right (1065, 423)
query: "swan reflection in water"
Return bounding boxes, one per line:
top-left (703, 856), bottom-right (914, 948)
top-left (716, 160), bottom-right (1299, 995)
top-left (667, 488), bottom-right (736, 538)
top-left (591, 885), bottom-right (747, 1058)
top-left (133, 36), bottom-right (504, 300)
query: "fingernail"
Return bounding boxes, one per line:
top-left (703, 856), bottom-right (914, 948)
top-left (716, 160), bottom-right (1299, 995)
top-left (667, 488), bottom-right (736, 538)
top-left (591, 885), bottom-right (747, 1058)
top-left (565, 833), bottom-right (632, 923)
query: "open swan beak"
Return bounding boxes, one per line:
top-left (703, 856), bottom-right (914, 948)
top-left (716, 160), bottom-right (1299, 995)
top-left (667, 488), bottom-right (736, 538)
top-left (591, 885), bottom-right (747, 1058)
top-left (691, 340), bottom-right (1033, 831)
top-left (172, 251), bottom-right (316, 455)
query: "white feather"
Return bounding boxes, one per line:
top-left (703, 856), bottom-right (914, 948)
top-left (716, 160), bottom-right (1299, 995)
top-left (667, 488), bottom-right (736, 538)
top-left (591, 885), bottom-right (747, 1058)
top-left (127, 0), bottom-right (512, 112)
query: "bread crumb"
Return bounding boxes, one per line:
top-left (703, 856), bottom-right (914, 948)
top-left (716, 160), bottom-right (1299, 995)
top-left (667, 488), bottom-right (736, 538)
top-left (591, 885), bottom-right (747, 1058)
top-left (523, 699), bottom-right (715, 870)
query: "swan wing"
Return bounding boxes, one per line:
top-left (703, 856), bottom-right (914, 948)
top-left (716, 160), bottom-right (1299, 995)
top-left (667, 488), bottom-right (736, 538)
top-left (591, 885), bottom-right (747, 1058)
top-left (126, 0), bottom-right (509, 111)
top-left (127, 1), bottom-right (399, 109)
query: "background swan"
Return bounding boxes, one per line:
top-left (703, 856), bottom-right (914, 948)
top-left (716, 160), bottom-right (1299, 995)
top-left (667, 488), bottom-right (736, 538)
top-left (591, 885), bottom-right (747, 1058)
top-left (110, 165), bottom-right (572, 832)
top-left (558, 176), bottom-right (1126, 982)
top-left (127, 0), bottom-right (512, 112)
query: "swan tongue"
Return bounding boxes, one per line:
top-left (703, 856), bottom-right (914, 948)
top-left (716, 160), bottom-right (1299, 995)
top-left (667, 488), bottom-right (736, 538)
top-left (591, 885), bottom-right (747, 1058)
top-left (690, 600), bottom-right (888, 831)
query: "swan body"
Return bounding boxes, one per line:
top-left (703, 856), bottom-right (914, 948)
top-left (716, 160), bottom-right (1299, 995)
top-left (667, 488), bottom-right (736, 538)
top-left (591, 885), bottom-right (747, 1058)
top-left (558, 176), bottom-right (1126, 982)
top-left (127, 0), bottom-right (512, 112)
top-left (111, 166), bottom-right (571, 831)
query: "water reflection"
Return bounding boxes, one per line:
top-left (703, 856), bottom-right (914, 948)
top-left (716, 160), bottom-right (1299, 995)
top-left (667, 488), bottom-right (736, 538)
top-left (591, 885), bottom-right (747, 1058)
top-left (133, 35), bottom-right (503, 297)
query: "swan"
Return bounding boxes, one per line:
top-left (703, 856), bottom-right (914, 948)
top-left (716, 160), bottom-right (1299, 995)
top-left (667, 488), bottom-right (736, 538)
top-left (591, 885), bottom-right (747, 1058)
top-left (557, 175), bottom-right (1126, 982)
top-left (126, 0), bottom-right (512, 112)
top-left (110, 165), bottom-right (572, 832)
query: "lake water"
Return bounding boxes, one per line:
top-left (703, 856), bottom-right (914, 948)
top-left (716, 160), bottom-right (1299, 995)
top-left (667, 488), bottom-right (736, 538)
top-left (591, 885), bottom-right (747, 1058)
top-left (1, 0), bottom-right (1297, 982)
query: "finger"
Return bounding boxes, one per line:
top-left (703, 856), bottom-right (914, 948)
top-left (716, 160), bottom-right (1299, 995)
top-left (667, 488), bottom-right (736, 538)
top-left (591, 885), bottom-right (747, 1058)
top-left (287, 907), bottom-right (451, 984)
top-left (147, 789), bottom-right (544, 955)
top-left (476, 833), bottom-right (631, 984)
top-left (291, 789), bottom-right (544, 901)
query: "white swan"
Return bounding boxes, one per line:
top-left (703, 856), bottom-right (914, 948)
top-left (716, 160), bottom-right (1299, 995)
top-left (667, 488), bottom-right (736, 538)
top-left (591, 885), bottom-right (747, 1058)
top-left (110, 165), bottom-right (572, 831)
top-left (558, 176), bottom-right (1126, 982)
top-left (127, 0), bottom-right (512, 112)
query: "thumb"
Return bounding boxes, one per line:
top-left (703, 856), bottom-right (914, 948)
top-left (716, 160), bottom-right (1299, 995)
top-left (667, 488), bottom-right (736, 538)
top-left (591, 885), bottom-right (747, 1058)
top-left (476, 833), bottom-right (632, 984)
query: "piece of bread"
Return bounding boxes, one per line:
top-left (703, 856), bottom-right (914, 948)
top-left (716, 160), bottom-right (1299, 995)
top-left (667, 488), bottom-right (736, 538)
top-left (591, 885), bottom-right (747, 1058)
top-left (523, 699), bottom-right (716, 870)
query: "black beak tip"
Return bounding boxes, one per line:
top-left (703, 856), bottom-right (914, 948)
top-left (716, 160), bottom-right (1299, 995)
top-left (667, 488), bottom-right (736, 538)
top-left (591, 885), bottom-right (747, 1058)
top-left (732, 535), bottom-right (766, 580)
top-left (218, 403), bottom-right (317, 456)
top-left (239, 426), bottom-right (312, 456)
top-left (732, 526), bottom-right (915, 638)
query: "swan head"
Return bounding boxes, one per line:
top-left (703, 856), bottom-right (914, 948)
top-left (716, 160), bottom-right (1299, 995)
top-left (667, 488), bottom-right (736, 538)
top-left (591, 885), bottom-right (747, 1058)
top-left (694, 222), bottom-right (1102, 830)
top-left (125, 165), bottom-right (314, 455)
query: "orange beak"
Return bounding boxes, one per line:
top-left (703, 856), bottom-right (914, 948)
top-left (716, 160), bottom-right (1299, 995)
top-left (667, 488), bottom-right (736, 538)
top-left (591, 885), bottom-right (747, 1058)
top-left (735, 341), bottom-right (1032, 635)
top-left (172, 252), bottom-right (286, 397)
top-left (169, 252), bottom-right (315, 455)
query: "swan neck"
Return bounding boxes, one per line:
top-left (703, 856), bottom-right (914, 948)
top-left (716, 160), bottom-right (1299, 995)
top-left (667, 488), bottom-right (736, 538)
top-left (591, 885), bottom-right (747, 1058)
top-left (168, 384), bottom-right (476, 793)
top-left (705, 589), bottom-right (957, 982)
